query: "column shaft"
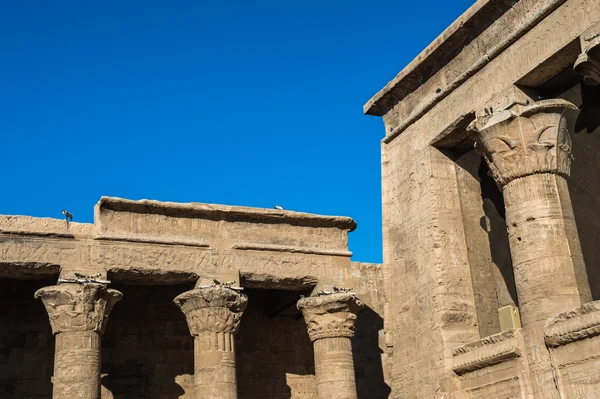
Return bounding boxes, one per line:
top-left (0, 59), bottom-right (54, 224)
top-left (313, 337), bottom-right (357, 399)
top-left (193, 331), bottom-right (237, 399)
top-left (504, 173), bottom-right (592, 397)
top-left (53, 331), bottom-right (101, 399)
top-left (297, 292), bottom-right (363, 399)
top-left (505, 173), bottom-right (591, 327)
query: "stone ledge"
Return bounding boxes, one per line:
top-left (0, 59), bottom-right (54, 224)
top-left (231, 243), bottom-right (352, 257)
top-left (96, 196), bottom-right (357, 232)
top-left (95, 234), bottom-right (210, 248)
top-left (545, 301), bottom-right (600, 347)
top-left (452, 329), bottom-right (523, 375)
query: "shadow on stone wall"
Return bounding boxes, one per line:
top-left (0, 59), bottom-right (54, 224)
top-left (237, 288), bottom-right (315, 399)
top-left (0, 278), bottom-right (55, 399)
top-left (478, 161), bottom-right (518, 306)
top-left (101, 283), bottom-right (194, 398)
top-left (354, 305), bottom-right (390, 399)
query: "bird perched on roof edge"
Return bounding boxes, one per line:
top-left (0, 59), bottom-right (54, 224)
top-left (62, 209), bottom-right (73, 222)
top-left (274, 205), bottom-right (284, 210)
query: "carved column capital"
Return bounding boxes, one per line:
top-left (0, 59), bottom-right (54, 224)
top-left (174, 287), bottom-right (248, 336)
top-left (297, 293), bottom-right (364, 342)
top-left (35, 283), bottom-right (122, 335)
top-left (468, 99), bottom-right (579, 187)
top-left (574, 34), bottom-right (600, 86)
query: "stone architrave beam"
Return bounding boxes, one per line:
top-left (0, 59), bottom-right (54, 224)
top-left (174, 286), bottom-right (247, 399)
top-left (469, 98), bottom-right (592, 397)
top-left (298, 293), bottom-right (363, 399)
top-left (35, 282), bottom-right (122, 399)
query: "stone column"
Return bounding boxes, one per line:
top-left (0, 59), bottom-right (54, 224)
top-left (298, 293), bottom-right (363, 399)
top-left (174, 286), bottom-right (247, 399)
top-left (35, 283), bottom-right (122, 399)
top-left (574, 31), bottom-right (600, 86)
top-left (469, 99), bottom-right (592, 397)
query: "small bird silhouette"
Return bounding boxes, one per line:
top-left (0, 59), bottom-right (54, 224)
top-left (61, 209), bottom-right (73, 222)
top-left (274, 205), bottom-right (284, 210)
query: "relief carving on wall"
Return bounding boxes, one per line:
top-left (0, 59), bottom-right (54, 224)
top-left (35, 282), bottom-right (122, 335)
top-left (468, 99), bottom-right (579, 187)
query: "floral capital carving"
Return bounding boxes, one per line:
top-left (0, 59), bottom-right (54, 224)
top-left (574, 34), bottom-right (600, 86)
top-left (297, 293), bottom-right (364, 342)
top-left (35, 283), bottom-right (122, 335)
top-left (467, 99), bottom-right (579, 187)
top-left (174, 287), bottom-right (248, 336)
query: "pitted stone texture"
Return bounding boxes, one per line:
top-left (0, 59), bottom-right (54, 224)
top-left (35, 283), bottom-right (122, 335)
top-left (297, 293), bottom-right (363, 342)
top-left (175, 287), bottom-right (247, 399)
top-left (468, 99), bottom-right (579, 187)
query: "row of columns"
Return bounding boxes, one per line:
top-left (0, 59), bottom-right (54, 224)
top-left (34, 282), bottom-right (363, 399)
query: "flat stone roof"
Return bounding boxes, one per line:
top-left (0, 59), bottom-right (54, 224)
top-left (96, 197), bottom-right (357, 232)
top-left (364, 0), bottom-right (496, 116)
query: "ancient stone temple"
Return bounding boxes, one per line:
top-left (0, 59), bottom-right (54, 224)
top-left (1, 0), bottom-right (600, 398)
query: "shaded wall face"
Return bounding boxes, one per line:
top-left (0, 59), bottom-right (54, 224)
top-left (236, 289), bottom-right (315, 399)
top-left (0, 278), bottom-right (54, 399)
top-left (101, 283), bottom-right (195, 399)
top-left (566, 84), bottom-right (600, 300)
top-left (454, 148), bottom-right (516, 338)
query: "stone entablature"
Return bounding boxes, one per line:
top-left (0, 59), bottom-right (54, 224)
top-left (297, 293), bottom-right (363, 341)
top-left (35, 282), bottom-right (122, 335)
top-left (468, 99), bottom-right (579, 187)
top-left (0, 196), bottom-right (363, 294)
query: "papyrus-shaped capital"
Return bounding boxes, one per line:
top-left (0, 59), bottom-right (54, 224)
top-left (35, 282), bottom-right (122, 335)
top-left (174, 286), bottom-right (248, 336)
top-left (468, 99), bottom-right (579, 187)
top-left (297, 293), bottom-right (364, 342)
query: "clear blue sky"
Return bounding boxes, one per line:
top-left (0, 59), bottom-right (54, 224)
top-left (1, 0), bottom-right (474, 263)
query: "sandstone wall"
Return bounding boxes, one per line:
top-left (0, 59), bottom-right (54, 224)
top-left (0, 278), bottom-right (55, 398)
top-left (366, 0), bottom-right (600, 397)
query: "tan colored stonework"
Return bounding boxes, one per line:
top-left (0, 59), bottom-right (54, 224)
top-left (35, 283), bottom-right (122, 399)
top-left (298, 293), bottom-right (363, 399)
top-left (174, 285), bottom-right (247, 399)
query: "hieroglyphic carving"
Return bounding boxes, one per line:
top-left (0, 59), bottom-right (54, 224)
top-left (297, 293), bottom-right (363, 341)
top-left (221, 250), bottom-right (344, 285)
top-left (35, 282), bottom-right (122, 334)
top-left (468, 99), bottom-right (579, 187)
top-left (92, 241), bottom-right (218, 274)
